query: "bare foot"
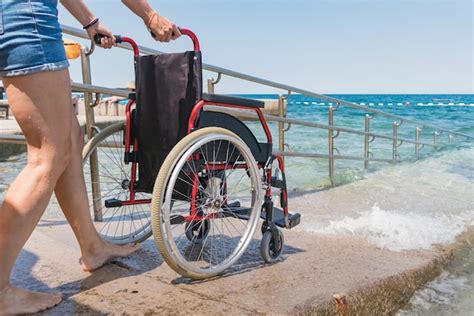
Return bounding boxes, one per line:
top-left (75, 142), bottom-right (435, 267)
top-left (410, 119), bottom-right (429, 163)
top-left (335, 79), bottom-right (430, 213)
top-left (0, 286), bottom-right (62, 314)
top-left (80, 241), bottom-right (140, 272)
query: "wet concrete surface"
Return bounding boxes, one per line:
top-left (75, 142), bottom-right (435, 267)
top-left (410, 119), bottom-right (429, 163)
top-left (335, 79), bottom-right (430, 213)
top-left (9, 152), bottom-right (473, 314)
top-left (12, 218), bottom-right (441, 315)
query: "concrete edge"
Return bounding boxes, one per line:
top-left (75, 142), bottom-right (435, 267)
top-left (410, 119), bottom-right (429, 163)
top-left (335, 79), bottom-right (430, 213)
top-left (297, 229), bottom-right (474, 315)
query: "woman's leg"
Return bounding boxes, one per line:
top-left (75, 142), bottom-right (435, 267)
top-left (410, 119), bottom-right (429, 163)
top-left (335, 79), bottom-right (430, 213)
top-left (0, 70), bottom-right (72, 314)
top-left (0, 69), bottom-right (139, 314)
top-left (54, 113), bottom-right (140, 272)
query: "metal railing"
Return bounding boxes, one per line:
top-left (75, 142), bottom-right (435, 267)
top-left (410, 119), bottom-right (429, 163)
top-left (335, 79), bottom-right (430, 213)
top-left (1, 24), bottom-right (473, 188)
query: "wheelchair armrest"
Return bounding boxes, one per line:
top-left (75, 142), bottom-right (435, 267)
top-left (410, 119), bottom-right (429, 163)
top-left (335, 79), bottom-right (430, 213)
top-left (202, 93), bottom-right (264, 109)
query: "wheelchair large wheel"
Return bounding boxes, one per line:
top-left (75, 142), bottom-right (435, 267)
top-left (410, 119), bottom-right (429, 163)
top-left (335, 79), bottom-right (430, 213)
top-left (82, 122), bottom-right (152, 244)
top-left (151, 127), bottom-right (262, 280)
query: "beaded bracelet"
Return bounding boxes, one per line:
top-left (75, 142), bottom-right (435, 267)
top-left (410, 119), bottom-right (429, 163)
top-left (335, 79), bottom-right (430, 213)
top-left (83, 17), bottom-right (99, 30)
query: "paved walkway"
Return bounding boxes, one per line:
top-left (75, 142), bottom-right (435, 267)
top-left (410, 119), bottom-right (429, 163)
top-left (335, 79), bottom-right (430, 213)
top-left (17, 218), bottom-right (438, 315)
top-left (4, 112), bottom-right (473, 314)
top-left (17, 154), bottom-right (473, 315)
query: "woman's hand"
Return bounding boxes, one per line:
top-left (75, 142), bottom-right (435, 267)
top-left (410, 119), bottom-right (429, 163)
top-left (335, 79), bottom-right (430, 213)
top-left (86, 21), bottom-right (116, 49)
top-left (59, 1), bottom-right (116, 48)
top-left (148, 13), bottom-right (181, 42)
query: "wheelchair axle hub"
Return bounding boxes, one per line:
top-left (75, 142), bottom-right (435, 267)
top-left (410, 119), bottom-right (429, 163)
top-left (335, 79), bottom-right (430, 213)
top-left (121, 179), bottom-right (130, 190)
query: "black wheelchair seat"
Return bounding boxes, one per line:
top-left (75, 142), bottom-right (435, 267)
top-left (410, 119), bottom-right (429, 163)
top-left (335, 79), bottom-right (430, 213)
top-left (198, 111), bottom-right (272, 163)
top-left (202, 93), bottom-right (264, 109)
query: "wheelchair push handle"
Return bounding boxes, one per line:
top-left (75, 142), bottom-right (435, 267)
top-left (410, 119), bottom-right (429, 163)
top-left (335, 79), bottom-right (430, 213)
top-left (94, 33), bottom-right (140, 56)
top-left (149, 28), bottom-right (200, 51)
top-left (93, 28), bottom-right (200, 57)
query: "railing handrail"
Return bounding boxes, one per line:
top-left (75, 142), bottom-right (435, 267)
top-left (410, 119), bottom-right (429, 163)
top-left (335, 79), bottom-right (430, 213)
top-left (63, 83), bottom-right (438, 149)
top-left (203, 105), bottom-right (436, 148)
top-left (66, 80), bottom-right (441, 150)
top-left (61, 24), bottom-right (474, 141)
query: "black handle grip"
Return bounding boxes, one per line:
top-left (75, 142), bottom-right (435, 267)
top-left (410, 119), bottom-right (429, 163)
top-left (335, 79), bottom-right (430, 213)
top-left (150, 30), bottom-right (178, 39)
top-left (93, 34), bottom-right (122, 45)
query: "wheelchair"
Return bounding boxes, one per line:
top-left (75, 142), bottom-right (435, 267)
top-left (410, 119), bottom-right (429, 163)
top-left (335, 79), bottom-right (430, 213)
top-left (82, 30), bottom-right (301, 280)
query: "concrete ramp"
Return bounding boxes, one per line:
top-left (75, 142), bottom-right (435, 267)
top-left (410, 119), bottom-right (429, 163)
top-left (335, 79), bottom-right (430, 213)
top-left (11, 148), bottom-right (474, 314)
top-left (12, 219), bottom-right (448, 315)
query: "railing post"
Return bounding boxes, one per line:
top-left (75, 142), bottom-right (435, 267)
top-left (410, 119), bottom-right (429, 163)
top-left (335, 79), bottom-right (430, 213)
top-left (416, 127), bottom-right (422, 158)
top-left (392, 121), bottom-right (402, 163)
top-left (207, 78), bottom-right (214, 94)
top-left (328, 106), bottom-right (335, 186)
top-left (207, 73), bottom-right (222, 94)
top-left (433, 131), bottom-right (439, 145)
top-left (81, 46), bottom-right (103, 222)
top-left (364, 114), bottom-right (373, 169)
top-left (278, 95), bottom-right (286, 165)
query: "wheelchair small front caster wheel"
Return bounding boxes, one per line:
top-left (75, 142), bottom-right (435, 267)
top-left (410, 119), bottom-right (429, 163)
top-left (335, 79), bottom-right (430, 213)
top-left (260, 229), bottom-right (284, 263)
top-left (185, 219), bottom-right (210, 243)
top-left (261, 222), bottom-right (269, 235)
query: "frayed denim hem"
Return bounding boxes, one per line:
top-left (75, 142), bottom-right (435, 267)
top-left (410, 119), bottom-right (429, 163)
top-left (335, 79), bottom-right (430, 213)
top-left (0, 60), bottom-right (69, 78)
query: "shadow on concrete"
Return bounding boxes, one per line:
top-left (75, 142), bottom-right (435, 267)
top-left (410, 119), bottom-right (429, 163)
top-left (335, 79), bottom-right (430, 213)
top-left (11, 217), bottom-right (165, 314)
top-left (288, 188), bottom-right (325, 199)
top-left (15, 219), bottom-right (305, 312)
top-left (51, 238), bottom-right (165, 299)
top-left (171, 237), bottom-right (305, 285)
top-left (11, 249), bottom-right (104, 315)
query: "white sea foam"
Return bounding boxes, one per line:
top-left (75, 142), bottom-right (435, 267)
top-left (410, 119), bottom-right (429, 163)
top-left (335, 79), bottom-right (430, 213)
top-left (315, 205), bottom-right (474, 251)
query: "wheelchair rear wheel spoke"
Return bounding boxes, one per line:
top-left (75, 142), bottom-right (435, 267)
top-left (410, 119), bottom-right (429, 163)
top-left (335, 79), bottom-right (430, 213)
top-left (152, 127), bottom-right (262, 279)
top-left (83, 122), bottom-right (152, 244)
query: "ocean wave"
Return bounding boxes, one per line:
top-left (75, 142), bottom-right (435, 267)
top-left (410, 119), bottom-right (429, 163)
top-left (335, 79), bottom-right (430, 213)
top-left (314, 204), bottom-right (474, 251)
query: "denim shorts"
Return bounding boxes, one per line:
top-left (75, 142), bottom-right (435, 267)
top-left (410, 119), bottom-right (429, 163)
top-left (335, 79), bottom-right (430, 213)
top-left (0, 0), bottom-right (69, 78)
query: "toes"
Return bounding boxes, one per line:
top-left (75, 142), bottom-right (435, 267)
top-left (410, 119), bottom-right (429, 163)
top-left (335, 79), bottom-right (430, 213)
top-left (117, 243), bottom-right (141, 256)
top-left (41, 292), bottom-right (62, 309)
top-left (126, 243), bottom-right (141, 255)
top-left (130, 243), bottom-right (141, 251)
top-left (53, 292), bottom-right (63, 303)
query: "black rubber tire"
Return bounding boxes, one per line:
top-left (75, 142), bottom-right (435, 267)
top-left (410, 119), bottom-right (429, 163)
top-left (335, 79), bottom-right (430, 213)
top-left (151, 127), bottom-right (262, 280)
top-left (260, 229), bottom-right (285, 263)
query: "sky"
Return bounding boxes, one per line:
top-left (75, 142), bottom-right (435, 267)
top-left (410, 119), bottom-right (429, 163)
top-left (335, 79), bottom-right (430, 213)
top-left (58, 0), bottom-right (473, 94)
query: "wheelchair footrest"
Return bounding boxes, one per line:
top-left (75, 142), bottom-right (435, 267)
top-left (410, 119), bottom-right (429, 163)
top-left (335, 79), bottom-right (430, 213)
top-left (105, 198), bottom-right (122, 208)
top-left (271, 177), bottom-right (285, 189)
top-left (260, 207), bottom-right (301, 229)
top-left (286, 213), bottom-right (301, 229)
top-left (221, 206), bottom-right (251, 220)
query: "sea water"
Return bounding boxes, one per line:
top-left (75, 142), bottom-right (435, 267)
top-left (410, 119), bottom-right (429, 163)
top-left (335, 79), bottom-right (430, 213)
top-left (1, 94), bottom-right (473, 313)
top-left (244, 94), bottom-right (474, 190)
top-left (242, 94), bottom-right (474, 314)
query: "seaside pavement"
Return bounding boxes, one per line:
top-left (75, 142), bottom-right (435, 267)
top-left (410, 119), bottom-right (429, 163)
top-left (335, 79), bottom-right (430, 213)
top-left (19, 219), bottom-right (439, 315)
top-left (15, 161), bottom-right (471, 315)
top-left (5, 114), bottom-right (473, 314)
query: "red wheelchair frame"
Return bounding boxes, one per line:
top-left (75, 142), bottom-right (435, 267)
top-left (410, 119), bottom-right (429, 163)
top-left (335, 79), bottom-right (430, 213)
top-left (110, 29), bottom-right (295, 233)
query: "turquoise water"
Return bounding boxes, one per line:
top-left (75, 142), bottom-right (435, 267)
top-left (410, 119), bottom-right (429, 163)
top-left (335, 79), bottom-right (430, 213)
top-left (240, 94), bottom-right (474, 190)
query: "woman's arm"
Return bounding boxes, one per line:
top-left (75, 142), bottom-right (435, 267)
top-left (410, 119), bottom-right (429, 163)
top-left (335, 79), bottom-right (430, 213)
top-left (59, 0), bottom-right (115, 48)
top-left (121, 0), bottom-right (180, 42)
